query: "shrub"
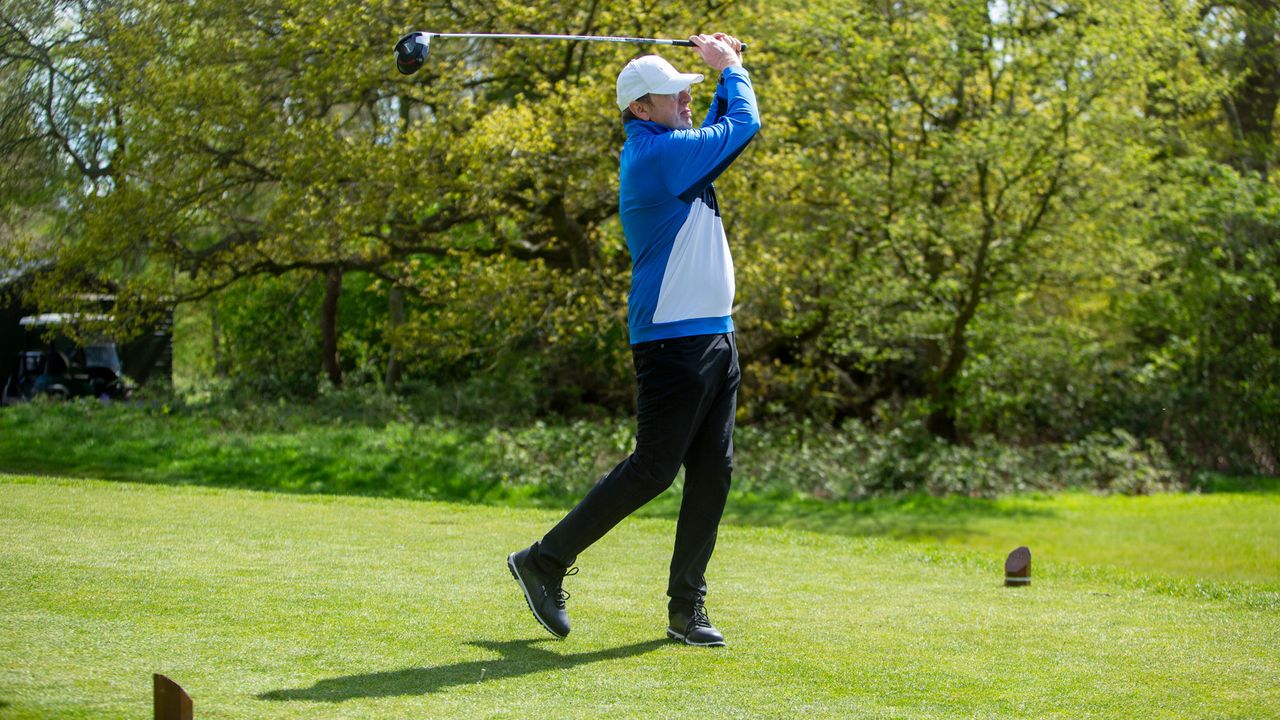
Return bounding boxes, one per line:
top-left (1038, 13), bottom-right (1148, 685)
top-left (478, 417), bottom-right (1183, 502)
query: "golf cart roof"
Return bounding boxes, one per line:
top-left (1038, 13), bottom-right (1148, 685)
top-left (1, 260), bottom-right (54, 287)
top-left (19, 313), bottom-right (115, 327)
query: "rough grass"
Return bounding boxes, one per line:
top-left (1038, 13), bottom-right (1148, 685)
top-left (2, 474), bottom-right (1277, 719)
top-left (0, 400), bottom-right (1190, 506)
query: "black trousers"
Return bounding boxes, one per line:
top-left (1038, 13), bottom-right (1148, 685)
top-left (532, 332), bottom-right (740, 612)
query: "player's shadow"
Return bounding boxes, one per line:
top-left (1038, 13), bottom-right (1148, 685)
top-left (257, 638), bottom-right (667, 702)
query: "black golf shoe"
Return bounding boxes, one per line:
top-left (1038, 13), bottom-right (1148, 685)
top-left (667, 604), bottom-right (726, 647)
top-left (507, 547), bottom-right (576, 639)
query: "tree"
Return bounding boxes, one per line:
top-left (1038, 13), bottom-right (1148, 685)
top-left (1106, 0), bottom-right (1280, 472)
top-left (5, 0), bottom-right (740, 400)
top-left (1196, 0), bottom-right (1279, 178)
top-left (729, 0), bottom-right (1199, 438)
top-left (1, 0), bottom-right (113, 265)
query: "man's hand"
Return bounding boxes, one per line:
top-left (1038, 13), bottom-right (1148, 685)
top-left (690, 33), bottom-right (742, 73)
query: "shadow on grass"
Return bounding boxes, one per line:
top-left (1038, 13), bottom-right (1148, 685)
top-left (0, 450), bottom-right (1060, 546)
top-left (636, 491), bottom-right (1059, 543)
top-left (1196, 474), bottom-right (1280, 494)
top-left (257, 638), bottom-right (668, 702)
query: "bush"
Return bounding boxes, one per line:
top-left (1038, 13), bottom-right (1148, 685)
top-left (0, 399), bottom-right (1186, 505)
top-left (1117, 161), bottom-right (1280, 475)
top-left (477, 416), bottom-right (1183, 502)
top-left (476, 419), bottom-right (636, 503)
top-left (213, 273), bottom-right (325, 400)
top-left (737, 420), bottom-right (1181, 500)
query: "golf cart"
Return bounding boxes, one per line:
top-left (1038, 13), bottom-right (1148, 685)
top-left (1, 314), bottom-right (131, 404)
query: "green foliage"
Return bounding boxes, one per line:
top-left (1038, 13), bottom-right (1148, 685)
top-left (395, 255), bottom-right (633, 413)
top-left (1117, 159), bottom-right (1280, 473)
top-left (733, 421), bottom-right (1178, 500)
top-left (955, 313), bottom-right (1111, 441)
top-left (2, 0), bottom-right (1277, 475)
top-left (214, 272), bottom-right (325, 398)
top-left (730, 0), bottom-right (1199, 435)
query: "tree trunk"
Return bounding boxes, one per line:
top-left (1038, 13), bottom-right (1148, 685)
top-left (925, 318), bottom-right (970, 442)
top-left (321, 267), bottom-right (343, 387)
top-left (383, 285), bottom-right (404, 390)
top-left (926, 398), bottom-right (959, 441)
top-left (1224, 0), bottom-right (1279, 179)
top-left (210, 302), bottom-right (228, 378)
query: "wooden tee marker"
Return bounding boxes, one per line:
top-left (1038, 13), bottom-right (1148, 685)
top-left (1004, 546), bottom-right (1031, 587)
top-left (154, 674), bottom-right (193, 720)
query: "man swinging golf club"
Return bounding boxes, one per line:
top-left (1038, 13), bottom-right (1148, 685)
top-left (508, 32), bottom-right (759, 647)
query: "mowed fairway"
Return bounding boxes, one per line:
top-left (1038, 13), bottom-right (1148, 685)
top-left (1, 475), bottom-right (1277, 719)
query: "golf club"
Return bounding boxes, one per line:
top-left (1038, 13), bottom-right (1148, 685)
top-left (394, 32), bottom-right (746, 75)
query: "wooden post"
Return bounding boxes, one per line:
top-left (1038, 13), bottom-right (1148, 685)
top-left (1004, 546), bottom-right (1031, 587)
top-left (154, 674), bottom-right (193, 720)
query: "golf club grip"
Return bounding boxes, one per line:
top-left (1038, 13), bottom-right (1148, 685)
top-left (671, 40), bottom-right (749, 52)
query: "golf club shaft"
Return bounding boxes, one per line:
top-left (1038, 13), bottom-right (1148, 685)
top-left (424, 33), bottom-right (696, 47)
top-left (424, 33), bottom-right (745, 51)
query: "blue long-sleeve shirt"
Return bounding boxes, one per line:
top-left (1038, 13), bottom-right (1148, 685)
top-left (619, 65), bottom-right (760, 344)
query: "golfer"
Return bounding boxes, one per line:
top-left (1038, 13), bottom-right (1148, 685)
top-left (508, 32), bottom-right (759, 647)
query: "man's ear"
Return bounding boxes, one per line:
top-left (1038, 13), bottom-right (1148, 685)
top-left (628, 99), bottom-right (650, 120)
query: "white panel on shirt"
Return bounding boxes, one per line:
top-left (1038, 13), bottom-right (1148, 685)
top-left (652, 198), bottom-right (735, 324)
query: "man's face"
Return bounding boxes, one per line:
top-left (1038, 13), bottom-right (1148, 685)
top-left (632, 88), bottom-right (693, 130)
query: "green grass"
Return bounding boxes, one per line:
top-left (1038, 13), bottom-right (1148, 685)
top-left (698, 490), bottom-right (1280, 591)
top-left (0, 401), bottom-right (506, 502)
top-left (2, 474), bottom-right (1278, 719)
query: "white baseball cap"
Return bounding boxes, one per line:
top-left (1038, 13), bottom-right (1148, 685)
top-left (615, 55), bottom-right (704, 112)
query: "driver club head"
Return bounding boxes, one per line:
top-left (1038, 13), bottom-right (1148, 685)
top-left (395, 32), bottom-right (432, 75)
